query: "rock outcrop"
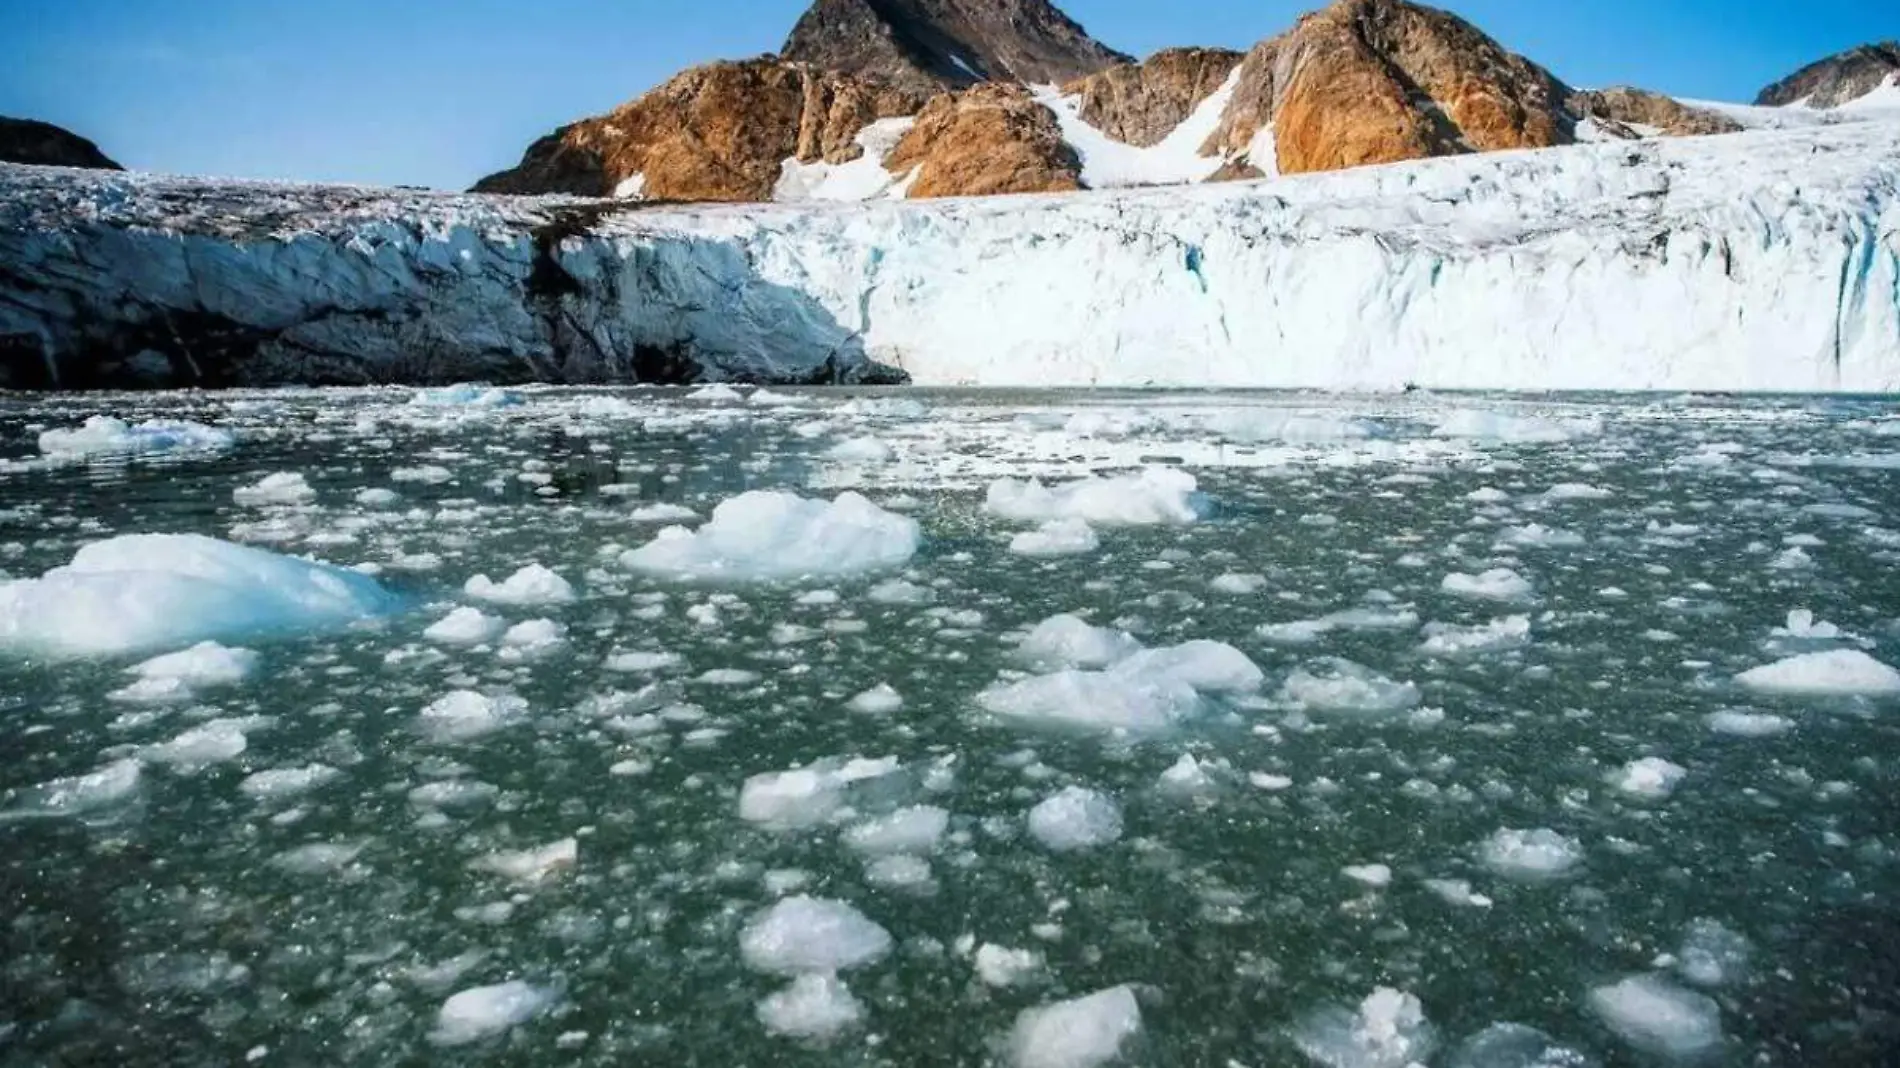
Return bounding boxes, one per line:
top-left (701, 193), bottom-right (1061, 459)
top-left (1062, 48), bottom-right (1245, 148)
top-left (884, 83), bottom-right (1081, 197)
top-left (1569, 88), bottom-right (1742, 138)
top-left (0, 117), bottom-right (121, 171)
top-left (782, 0), bottom-right (1128, 95)
top-left (475, 59), bottom-right (925, 201)
top-left (1756, 42), bottom-right (1900, 109)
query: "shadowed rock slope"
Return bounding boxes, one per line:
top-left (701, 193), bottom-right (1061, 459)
top-left (1757, 42), bottom-right (1900, 109)
top-left (0, 117), bottom-right (122, 171)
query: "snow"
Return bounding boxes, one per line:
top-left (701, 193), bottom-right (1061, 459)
top-left (756, 973), bottom-right (863, 1040)
top-left (1008, 985), bottom-right (1143, 1068)
top-left (1588, 975), bottom-right (1724, 1060)
top-left (986, 469), bottom-right (1202, 526)
top-left (738, 896), bottom-right (891, 975)
top-left (1033, 67), bottom-right (1240, 189)
top-left (1026, 786), bottom-right (1123, 851)
top-left (463, 564), bottom-right (576, 606)
top-left (1289, 987), bottom-right (1436, 1068)
top-left (0, 534), bottom-right (396, 658)
top-left (1734, 649), bottom-right (1900, 697)
top-left (1612, 757), bottom-right (1688, 799)
top-left (1009, 518), bottom-right (1101, 557)
top-left (37, 416), bottom-right (233, 459)
top-left (1480, 828), bottom-right (1585, 881)
top-left (774, 118), bottom-right (917, 203)
top-left (9, 116), bottom-right (1900, 391)
top-left (429, 980), bottom-right (556, 1047)
top-left (621, 491), bottom-right (918, 582)
top-left (613, 173), bottom-right (647, 200)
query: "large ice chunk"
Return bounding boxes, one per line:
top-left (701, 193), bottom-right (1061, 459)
top-left (1288, 987), bottom-right (1436, 1068)
top-left (1587, 975), bottom-right (1723, 1060)
top-left (1280, 659), bottom-right (1422, 717)
top-left (622, 491), bottom-right (919, 582)
top-left (1479, 828), bottom-right (1584, 882)
top-left (757, 973), bottom-right (864, 1040)
top-left (986, 469), bottom-right (1202, 527)
top-left (1016, 614), bottom-right (1143, 671)
top-left (738, 756), bottom-right (903, 830)
top-left (1027, 786), bottom-right (1123, 851)
top-left (1009, 985), bottom-right (1143, 1068)
top-left (38, 416), bottom-right (234, 459)
top-left (0, 534), bottom-right (396, 658)
top-left (739, 896), bottom-right (891, 975)
top-left (464, 564), bottom-right (575, 606)
top-left (982, 625), bottom-right (1262, 734)
top-left (1734, 649), bottom-right (1900, 697)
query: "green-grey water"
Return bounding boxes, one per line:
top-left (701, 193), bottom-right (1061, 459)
top-left (1, 386), bottom-right (1897, 1067)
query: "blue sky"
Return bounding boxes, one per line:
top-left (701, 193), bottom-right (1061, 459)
top-left (0, 0), bottom-right (1889, 189)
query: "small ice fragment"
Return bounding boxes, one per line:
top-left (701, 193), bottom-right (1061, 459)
top-left (826, 436), bottom-right (894, 463)
top-left (1027, 787), bottom-right (1123, 852)
top-left (1419, 617), bottom-right (1531, 657)
top-left (8, 758), bottom-right (141, 816)
top-left (1447, 1022), bottom-right (1593, 1068)
top-left (1156, 754), bottom-right (1218, 799)
top-left (1479, 828), bottom-right (1584, 882)
top-left (975, 944), bottom-right (1044, 987)
top-left (986, 468), bottom-right (1202, 527)
top-left (628, 502), bottom-right (698, 523)
top-left (1210, 572), bottom-right (1268, 595)
top-left (270, 841), bottom-right (365, 875)
top-left (1610, 757), bottom-right (1687, 800)
top-left (1009, 985), bottom-right (1142, 1068)
top-left (757, 973), bottom-right (864, 1040)
top-left (1441, 569), bottom-right (1534, 602)
top-left (1705, 710), bottom-right (1793, 737)
top-left (424, 607), bottom-right (505, 646)
top-left (1017, 614), bottom-right (1141, 671)
top-left (469, 838), bottom-right (577, 883)
top-left (240, 764), bottom-right (341, 802)
top-left (864, 854), bottom-right (934, 889)
top-left (234, 472), bottom-right (316, 507)
top-left (1676, 919), bottom-right (1751, 988)
top-left (1422, 879), bottom-right (1493, 909)
top-left (842, 805), bottom-right (948, 855)
top-left (128, 642), bottom-right (258, 689)
top-left (429, 980), bottom-right (556, 1047)
top-left (1289, 987), bottom-right (1435, 1068)
top-left (418, 690), bottom-right (530, 743)
top-left (739, 896), bottom-right (891, 975)
top-left (845, 684), bottom-right (904, 714)
top-left (1588, 975), bottom-right (1723, 1060)
top-left (1010, 518), bottom-right (1100, 558)
top-left (1343, 864), bottom-right (1393, 888)
top-left (1279, 658), bottom-right (1421, 716)
top-left (463, 564), bottom-right (575, 606)
top-left (145, 719), bottom-right (253, 768)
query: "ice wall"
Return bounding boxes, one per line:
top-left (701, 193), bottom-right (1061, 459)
top-left (1, 120), bottom-right (1895, 391)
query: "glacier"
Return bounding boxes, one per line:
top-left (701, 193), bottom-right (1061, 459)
top-left (0, 119), bottom-right (1896, 391)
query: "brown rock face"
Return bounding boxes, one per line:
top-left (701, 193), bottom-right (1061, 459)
top-left (884, 83), bottom-right (1081, 198)
top-left (1756, 42), bottom-right (1900, 109)
top-left (783, 0), bottom-right (1129, 96)
top-left (1209, 0), bottom-right (1575, 177)
top-left (1569, 88), bottom-right (1743, 138)
top-left (475, 59), bottom-right (924, 200)
top-left (0, 117), bottom-right (122, 171)
top-left (1061, 48), bottom-right (1245, 148)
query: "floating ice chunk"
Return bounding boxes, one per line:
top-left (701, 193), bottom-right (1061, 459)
top-left (845, 684), bottom-right (904, 714)
top-left (694, 668), bottom-right (759, 686)
top-left (622, 491), bottom-right (919, 582)
top-left (1027, 786), bottom-right (1123, 852)
top-left (627, 502), bottom-right (698, 523)
top-left (1496, 524), bottom-right (1585, 549)
top-left (978, 669), bottom-right (1200, 733)
top-left (975, 944), bottom-right (1044, 987)
top-left (464, 564), bottom-right (575, 606)
top-left (419, 690), bottom-right (530, 743)
top-left (1734, 650), bottom-right (1900, 697)
top-left (1258, 619), bottom-right (1338, 645)
top-left (1010, 518), bottom-right (1101, 557)
top-left (864, 854), bottom-right (934, 890)
top-left (826, 436), bottom-right (894, 463)
top-left (690, 384), bottom-right (744, 403)
top-left (1771, 609), bottom-right (1842, 640)
top-left (1466, 487), bottom-right (1512, 503)
top-left (1705, 710), bottom-right (1794, 737)
top-left (1442, 569), bottom-right (1535, 602)
top-left (842, 805), bottom-right (948, 855)
top-left (757, 973), bottom-right (863, 1040)
top-left (0, 534), bottom-right (397, 658)
top-left (424, 606), bottom-right (505, 646)
top-left (7, 759), bottom-right (141, 817)
top-left (144, 719), bottom-right (257, 769)
top-left (131, 641), bottom-right (258, 686)
top-left (1114, 642), bottom-right (1265, 694)
top-left (469, 838), bottom-right (578, 884)
top-left (1480, 828), bottom-right (1584, 882)
top-left (1447, 1023), bottom-right (1594, 1068)
top-left (1675, 919), bottom-right (1751, 988)
top-left (240, 764), bottom-right (341, 802)
top-left (1420, 617), bottom-right (1531, 657)
top-left (1280, 659), bottom-right (1422, 717)
top-left (429, 980), bottom-right (556, 1047)
top-left (1210, 572), bottom-right (1268, 595)
top-left (605, 649), bottom-right (681, 673)
top-left (1611, 757), bottom-right (1687, 800)
top-left (1009, 985), bottom-right (1142, 1068)
top-left (38, 416), bottom-right (234, 458)
top-left (1343, 864), bottom-right (1393, 888)
top-left (739, 896), bottom-right (891, 975)
top-left (1432, 411), bottom-right (1600, 443)
top-left (1588, 975), bottom-right (1723, 1060)
top-left (738, 757), bottom-right (902, 830)
top-left (408, 779), bottom-right (500, 810)
top-left (500, 619), bottom-right (568, 659)
top-left (409, 384), bottom-right (523, 408)
top-left (1289, 987), bottom-right (1436, 1068)
top-left (1542, 483), bottom-right (1614, 502)
top-left (1422, 879), bottom-right (1493, 909)
top-left (234, 472), bottom-right (317, 506)
top-left (391, 464), bottom-right (454, 484)
top-left (270, 841), bottom-right (365, 875)
top-left (1017, 614), bottom-right (1142, 671)
top-left (986, 468), bottom-right (1202, 527)
top-left (1157, 754), bottom-right (1219, 800)
top-left (866, 578), bottom-right (934, 605)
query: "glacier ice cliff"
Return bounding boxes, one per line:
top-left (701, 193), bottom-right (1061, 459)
top-left (0, 120), bottom-right (1896, 391)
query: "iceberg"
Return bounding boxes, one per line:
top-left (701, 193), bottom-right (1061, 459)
top-left (0, 534), bottom-right (398, 658)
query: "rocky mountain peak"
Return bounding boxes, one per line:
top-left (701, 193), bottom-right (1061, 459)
top-left (781, 0), bottom-right (1130, 95)
top-left (1756, 41), bottom-right (1900, 109)
top-left (0, 117), bottom-right (122, 171)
